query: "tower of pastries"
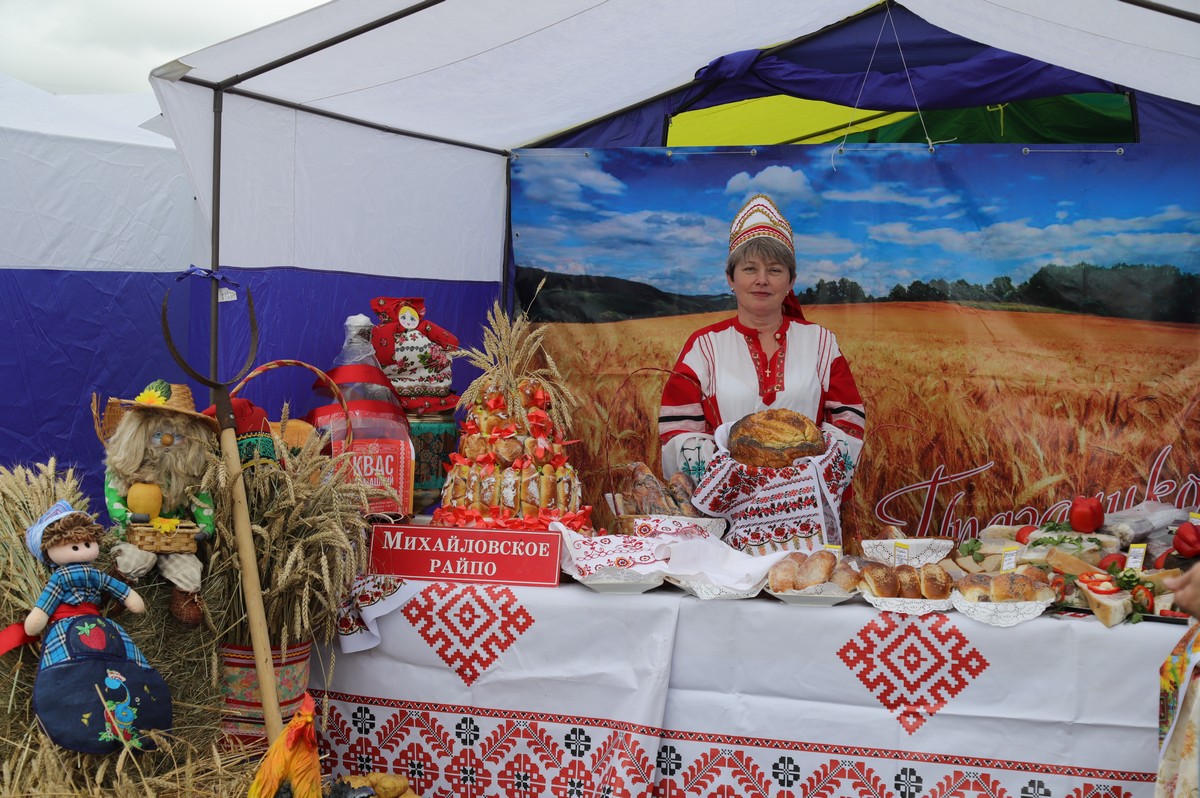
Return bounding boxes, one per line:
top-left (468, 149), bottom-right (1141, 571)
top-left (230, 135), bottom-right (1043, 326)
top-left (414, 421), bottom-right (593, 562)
top-left (431, 301), bottom-right (592, 531)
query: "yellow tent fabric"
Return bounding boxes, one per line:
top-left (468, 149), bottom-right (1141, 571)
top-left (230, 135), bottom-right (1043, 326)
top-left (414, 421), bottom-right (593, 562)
top-left (667, 95), bottom-right (914, 146)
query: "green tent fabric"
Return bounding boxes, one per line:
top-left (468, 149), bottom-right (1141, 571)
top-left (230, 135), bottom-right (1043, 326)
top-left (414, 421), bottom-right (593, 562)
top-left (840, 93), bottom-right (1135, 144)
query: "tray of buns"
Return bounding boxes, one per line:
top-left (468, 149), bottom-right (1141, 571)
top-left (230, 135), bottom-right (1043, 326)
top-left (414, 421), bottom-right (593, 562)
top-left (766, 581), bottom-right (859, 607)
top-left (861, 594), bottom-right (953, 614)
top-left (951, 591), bottom-right (1053, 627)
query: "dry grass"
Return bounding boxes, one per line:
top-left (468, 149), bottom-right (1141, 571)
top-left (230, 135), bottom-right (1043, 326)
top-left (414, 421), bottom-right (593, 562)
top-left (0, 461), bottom-right (262, 796)
top-left (538, 303), bottom-right (1200, 540)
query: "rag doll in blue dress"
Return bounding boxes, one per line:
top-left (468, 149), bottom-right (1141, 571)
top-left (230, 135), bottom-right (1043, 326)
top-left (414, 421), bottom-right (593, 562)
top-left (22, 500), bottom-right (172, 752)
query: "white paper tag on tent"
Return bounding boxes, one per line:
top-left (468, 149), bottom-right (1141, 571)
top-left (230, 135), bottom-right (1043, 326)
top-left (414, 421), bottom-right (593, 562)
top-left (218, 287), bottom-right (238, 303)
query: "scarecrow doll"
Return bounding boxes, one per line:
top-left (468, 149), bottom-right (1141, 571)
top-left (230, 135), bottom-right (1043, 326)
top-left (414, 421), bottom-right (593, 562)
top-left (102, 380), bottom-right (218, 626)
top-left (19, 501), bottom-right (172, 753)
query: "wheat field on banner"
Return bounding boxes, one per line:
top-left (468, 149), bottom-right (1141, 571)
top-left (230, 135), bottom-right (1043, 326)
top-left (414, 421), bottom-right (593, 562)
top-left (538, 303), bottom-right (1200, 540)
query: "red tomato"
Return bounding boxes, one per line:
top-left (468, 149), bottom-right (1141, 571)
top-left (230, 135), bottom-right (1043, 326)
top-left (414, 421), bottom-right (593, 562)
top-left (1016, 525), bottom-right (1039, 545)
top-left (1098, 552), bottom-right (1127, 572)
top-left (1068, 496), bottom-right (1105, 533)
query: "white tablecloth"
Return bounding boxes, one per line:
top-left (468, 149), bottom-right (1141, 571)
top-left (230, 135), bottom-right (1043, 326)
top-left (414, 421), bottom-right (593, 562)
top-left (311, 581), bottom-right (1184, 798)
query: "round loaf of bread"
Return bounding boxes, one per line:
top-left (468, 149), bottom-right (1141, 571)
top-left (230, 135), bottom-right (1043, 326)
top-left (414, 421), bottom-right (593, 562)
top-left (918, 562), bottom-right (953, 600)
top-left (860, 561), bottom-right (898, 598)
top-left (894, 564), bottom-right (922, 598)
top-left (727, 409), bottom-right (825, 468)
top-left (991, 572), bottom-right (1037, 602)
top-left (794, 549), bottom-right (837, 590)
top-left (956, 573), bottom-right (993, 602)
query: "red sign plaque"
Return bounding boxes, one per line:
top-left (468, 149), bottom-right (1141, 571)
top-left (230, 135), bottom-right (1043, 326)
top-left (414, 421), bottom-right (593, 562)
top-left (370, 524), bottom-right (562, 587)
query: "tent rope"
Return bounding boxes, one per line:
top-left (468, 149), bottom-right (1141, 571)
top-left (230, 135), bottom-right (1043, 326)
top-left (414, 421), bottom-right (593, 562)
top-left (832, 2), bottom-right (955, 170)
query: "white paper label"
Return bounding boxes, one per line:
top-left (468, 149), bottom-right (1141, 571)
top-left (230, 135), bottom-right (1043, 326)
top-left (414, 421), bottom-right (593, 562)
top-left (1127, 543), bottom-right (1147, 572)
top-left (825, 543), bottom-right (842, 562)
top-left (218, 286), bottom-right (238, 303)
top-left (1001, 545), bottom-right (1019, 572)
top-left (894, 543), bottom-right (909, 566)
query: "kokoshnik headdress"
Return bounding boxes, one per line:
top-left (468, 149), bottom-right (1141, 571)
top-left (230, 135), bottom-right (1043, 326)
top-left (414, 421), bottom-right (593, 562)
top-left (729, 194), bottom-right (795, 255)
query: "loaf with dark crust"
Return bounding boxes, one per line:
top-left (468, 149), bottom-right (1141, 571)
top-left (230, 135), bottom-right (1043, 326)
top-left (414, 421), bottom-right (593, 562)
top-left (727, 409), bottom-right (825, 468)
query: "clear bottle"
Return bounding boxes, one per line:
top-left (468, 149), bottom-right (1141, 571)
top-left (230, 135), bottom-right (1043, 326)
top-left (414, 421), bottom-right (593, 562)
top-left (308, 314), bottom-right (414, 516)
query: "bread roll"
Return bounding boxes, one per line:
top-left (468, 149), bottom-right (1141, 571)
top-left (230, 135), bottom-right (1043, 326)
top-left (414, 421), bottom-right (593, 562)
top-left (520, 463), bottom-right (540, 517)
top-left (666, 472), bottom-right (703, 517)
top-left (895, 564), bottom-right (922, 598)
top-left (769, 554), bottom-right (805, 592)
top-left (492, 436), bottom-right (524, 466)
top-left (795, 549), bottom-right (838, 590)
top-left (830, 561), bottom-right (861, 593)
top-left (727, 408), bottom-right (826, 468)
top-left (860, 562), bottom-right (898, 598)
top-left (956, 573), bottom-right (993, 602)
top-left (500, 466), bottom-right (521, 513)
top-left (630, 463), bottom-right (679, 514)
top-left (459, 433), bottom-right (490, 461)
top-left (538, 464), bottom-right (556, 510)
top-left (918, 562), bottom-right (953, 600)
top-left (990, 572), bottom-right (1037, 602)
top-left (1015, 564), bottom-right (1049, 584)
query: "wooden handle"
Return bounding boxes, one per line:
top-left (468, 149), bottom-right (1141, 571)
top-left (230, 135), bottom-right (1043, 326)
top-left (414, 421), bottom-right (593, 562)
top-left (213, 394), bottom-right (283, 743)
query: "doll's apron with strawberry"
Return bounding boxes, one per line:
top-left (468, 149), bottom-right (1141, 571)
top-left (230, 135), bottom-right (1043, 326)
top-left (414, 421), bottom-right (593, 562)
top-left (33, 610), bottom-right (172, 753)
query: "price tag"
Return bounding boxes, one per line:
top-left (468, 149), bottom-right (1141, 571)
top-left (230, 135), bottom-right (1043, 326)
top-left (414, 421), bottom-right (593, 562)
top-left (894, 542), bottom-right (909, 567)
top-left (825, 543), bottom-right (843, 562)
top-left (1127, 543), bottom-right (1147, 572)
top-left (1001, 544), bottom-right (1019, 572)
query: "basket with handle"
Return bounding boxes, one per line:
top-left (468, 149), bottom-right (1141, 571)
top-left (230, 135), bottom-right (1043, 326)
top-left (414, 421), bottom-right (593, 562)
top-left (229, 358), bottom-right (353, 450)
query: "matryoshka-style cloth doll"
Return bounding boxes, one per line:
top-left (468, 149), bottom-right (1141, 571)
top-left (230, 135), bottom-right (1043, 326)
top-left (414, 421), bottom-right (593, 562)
top-left (371, 296), bottom-right (459, 414)
top-left (20, 501), bottom-right (172, 753)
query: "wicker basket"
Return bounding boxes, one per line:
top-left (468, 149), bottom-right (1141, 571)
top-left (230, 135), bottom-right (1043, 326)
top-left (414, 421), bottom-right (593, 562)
top-left (127, 520), bottom-right (200, 554)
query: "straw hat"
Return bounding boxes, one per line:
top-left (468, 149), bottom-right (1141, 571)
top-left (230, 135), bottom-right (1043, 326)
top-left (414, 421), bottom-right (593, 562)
top-left (95, 380), bottom-right (219, 438)
top-left (729, 194), bottom-right (795, 255)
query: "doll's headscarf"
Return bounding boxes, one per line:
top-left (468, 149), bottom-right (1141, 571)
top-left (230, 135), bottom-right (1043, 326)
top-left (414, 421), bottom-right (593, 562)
top-left (25, 500), bottom-right (86, 564)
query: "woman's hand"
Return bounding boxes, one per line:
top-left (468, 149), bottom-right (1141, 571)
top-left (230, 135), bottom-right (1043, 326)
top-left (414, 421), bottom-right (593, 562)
top-left (1163, 568), bottom-right (1200, 619)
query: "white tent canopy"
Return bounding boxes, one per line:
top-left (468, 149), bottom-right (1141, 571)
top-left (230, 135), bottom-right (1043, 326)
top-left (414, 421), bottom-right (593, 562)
top-left (150, 0), bottom-right (1200, 283)
top-left (0, 72), bottom-right (203, 273)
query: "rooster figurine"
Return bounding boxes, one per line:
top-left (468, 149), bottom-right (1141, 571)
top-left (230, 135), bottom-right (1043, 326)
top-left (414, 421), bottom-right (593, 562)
top-left (247, 692), bottom-right (322, 798)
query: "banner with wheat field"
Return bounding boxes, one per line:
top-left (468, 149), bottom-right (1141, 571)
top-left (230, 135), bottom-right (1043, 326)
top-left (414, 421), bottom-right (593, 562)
top-left (509, 144), bottom-right (1200, 542)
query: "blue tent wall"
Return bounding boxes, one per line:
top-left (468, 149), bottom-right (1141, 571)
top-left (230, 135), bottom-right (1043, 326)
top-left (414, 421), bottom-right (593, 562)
top-left (0, 266), bottom-right (497, 518)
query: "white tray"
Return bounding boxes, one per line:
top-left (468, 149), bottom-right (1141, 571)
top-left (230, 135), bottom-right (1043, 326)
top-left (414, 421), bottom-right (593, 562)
top-left (666, 576), bottom-right (763, 600)
top-left (766, 584), bottom-right (858, 607)
top-left (576, 567), bottom-right (665, 595)
top-left (862, 593), bottom-right (953, 615)
top-left (951, 590), bottom-right (1053, 626)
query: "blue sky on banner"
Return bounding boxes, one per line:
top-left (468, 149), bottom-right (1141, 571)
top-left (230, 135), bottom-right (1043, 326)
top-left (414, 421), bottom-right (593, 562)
top-left (509, 146), bottom-right (1200, 298)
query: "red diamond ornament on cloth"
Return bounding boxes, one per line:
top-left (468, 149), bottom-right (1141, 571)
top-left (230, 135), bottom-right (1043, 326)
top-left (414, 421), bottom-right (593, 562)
top-left (838, 611), bottom-right (988, 733)
top-left (402, 583), bottom-right (535, 685)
